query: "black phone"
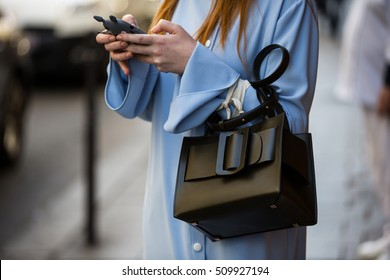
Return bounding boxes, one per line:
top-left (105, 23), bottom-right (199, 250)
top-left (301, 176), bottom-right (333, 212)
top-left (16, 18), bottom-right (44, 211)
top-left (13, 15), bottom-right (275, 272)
top-left (94, 15), bottom-right (146, 35)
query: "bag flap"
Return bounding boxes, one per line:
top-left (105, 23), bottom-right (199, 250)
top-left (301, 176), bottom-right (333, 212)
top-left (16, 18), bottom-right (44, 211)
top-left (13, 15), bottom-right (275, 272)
top-left (183, 127), bottom-right (278, 181)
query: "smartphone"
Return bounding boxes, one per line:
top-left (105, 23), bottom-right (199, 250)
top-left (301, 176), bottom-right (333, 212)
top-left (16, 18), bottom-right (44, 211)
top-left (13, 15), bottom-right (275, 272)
top-left (94, 15), bottom-right (146, 35)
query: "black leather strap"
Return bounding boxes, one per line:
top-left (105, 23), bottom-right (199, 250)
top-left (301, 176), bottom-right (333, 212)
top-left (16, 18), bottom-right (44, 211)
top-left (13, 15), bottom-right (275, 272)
top-left (207, 88), bottom-right (278, 131)
top-left (207, 44), bottom-right (290, 132)
top-left (251, 44), bottom-right (289, 88)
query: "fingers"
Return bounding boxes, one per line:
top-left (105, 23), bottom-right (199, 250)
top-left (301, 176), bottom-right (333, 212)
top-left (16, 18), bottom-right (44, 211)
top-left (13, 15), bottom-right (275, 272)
top-left (111, 49), bottom-right (133, 61)
top-left (122, 14), bottom-right (138, 26)
top-left (105, 40), bottom-right (129, 52)
top-left (151, 19), bottom-right (178, 34)
top-left (95, 13), bottom-right (140, 46)
top-left (96, 33), bottom-right (116, 44)
top-left (95, 14), bottom-right (139, 76)
top-left (96, 32), bottom-right (130, 54)
top-left (117, 61), bottom-right (130, 76)
top-left (96, 17), bottom-right (192, 75)
top-left (116, 33), bottom-right (153, 46)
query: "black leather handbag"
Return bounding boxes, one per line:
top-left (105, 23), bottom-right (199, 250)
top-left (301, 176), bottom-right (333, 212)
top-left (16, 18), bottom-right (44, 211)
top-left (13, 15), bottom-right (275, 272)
top-left (173, 44), bottom-right (318, 241)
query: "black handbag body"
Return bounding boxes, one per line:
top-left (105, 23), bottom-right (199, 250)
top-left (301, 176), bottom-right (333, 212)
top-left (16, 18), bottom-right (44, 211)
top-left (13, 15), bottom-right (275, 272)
top-left (173, 45), bottom-right (318, 241)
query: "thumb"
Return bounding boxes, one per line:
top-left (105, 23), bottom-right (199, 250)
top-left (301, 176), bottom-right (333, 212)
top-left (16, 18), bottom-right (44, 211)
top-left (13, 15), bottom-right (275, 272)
top-left (151, 19), bottom-right (178, 34)
top-left (122, 14), bottom-right (138, 26)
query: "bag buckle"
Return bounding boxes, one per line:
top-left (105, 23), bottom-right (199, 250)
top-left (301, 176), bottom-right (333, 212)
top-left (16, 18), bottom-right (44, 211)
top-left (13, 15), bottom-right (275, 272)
top-left (216, 127), bottom-right (249, 175)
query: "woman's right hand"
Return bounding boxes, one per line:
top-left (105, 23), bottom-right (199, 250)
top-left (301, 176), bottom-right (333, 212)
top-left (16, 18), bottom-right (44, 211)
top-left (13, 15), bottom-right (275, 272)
top-left (95, 15), bottom-right (138, 76)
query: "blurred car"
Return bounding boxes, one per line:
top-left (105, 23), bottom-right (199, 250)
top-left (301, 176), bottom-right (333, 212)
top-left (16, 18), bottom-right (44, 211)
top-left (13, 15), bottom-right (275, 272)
top-left (1, 0), bottom-right (159, 85)
top-left (0, 7), bottom-right (32, 167)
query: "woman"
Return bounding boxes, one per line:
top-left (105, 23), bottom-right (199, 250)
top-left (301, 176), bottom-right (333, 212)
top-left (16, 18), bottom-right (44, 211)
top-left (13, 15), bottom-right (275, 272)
top-left (96, 0), bottom-right (319, 259)
top-left (336, 0), bottom-right (390, 259)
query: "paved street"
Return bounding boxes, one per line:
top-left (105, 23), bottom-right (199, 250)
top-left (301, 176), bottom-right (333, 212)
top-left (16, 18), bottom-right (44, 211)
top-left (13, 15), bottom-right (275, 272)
top-left (0, 32), bottom-right (385, 260)
top-left (306, 33), bottom-right (384, 259)
top-left (0, 84), bottom-right (149, 259)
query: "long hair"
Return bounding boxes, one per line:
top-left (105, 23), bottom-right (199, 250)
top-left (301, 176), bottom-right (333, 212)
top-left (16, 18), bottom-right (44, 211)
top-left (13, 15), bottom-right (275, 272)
top-left (149, 0), bottom-right (253, 55)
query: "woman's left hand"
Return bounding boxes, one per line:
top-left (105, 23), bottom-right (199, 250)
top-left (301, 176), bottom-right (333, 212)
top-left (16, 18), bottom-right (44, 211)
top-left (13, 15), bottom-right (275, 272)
top-left (116, 19), bottom-right (197, 75)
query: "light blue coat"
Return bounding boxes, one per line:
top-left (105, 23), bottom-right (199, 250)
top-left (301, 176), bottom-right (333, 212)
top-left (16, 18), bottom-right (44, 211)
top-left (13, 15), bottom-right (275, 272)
top-left (105, 0), bottom-right (319, 259)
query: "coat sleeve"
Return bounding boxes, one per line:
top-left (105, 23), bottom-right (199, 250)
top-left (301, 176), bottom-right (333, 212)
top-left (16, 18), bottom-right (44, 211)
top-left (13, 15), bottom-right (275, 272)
top-left (266, 0), bottom-right (319, 133)
top-left (164, 0), bottom-right (319, 134)
top-left (163, 42), bottom-right (243, 133)
top-left (104, 57), bottom-right (159, 120)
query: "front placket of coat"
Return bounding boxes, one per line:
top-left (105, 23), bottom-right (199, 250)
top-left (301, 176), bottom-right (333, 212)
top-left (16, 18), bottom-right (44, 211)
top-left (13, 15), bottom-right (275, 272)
top-left (187, 25), bottom-right (220, 260)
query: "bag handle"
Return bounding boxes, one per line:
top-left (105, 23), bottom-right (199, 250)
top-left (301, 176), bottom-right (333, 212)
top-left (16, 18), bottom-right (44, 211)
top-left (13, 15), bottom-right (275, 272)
top-left (207, 44), bottom-right (289, 132)
top-left (251, 44), bottom-right (289, 88)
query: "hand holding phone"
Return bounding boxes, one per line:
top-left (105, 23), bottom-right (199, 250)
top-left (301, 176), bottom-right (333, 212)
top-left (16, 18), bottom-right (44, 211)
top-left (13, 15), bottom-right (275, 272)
top-left (94, 15), bottom-right (146, 35)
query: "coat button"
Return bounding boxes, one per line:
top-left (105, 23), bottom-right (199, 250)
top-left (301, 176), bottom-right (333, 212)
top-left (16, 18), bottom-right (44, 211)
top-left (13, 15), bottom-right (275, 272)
top-left (205, 40), bottom-right (211, 48)
top-left (193, 243), bottom-right (202, 252)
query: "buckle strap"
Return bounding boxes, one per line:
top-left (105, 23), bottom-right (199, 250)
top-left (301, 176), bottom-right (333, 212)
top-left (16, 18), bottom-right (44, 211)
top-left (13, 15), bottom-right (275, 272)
top-left (207, 88), bottom-right (278, 131)
top-left (215, 127), bottom-right (277, 176)
top-left (216, 128), bottom-right (249, 175)
top-left (207, 44), bottom-right (290, 132)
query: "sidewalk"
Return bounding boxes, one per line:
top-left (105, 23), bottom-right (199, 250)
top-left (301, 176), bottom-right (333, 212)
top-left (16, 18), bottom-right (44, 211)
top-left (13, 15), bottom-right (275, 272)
top-left (306, 34), bottom-right (384, 259)
top-left (1, 33), bottom-right (385, 260)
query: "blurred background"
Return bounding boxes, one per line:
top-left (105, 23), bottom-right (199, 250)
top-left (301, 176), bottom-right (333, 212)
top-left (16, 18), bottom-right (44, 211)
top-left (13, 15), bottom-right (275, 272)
top-left (0, 0), bottom-right (386, 259)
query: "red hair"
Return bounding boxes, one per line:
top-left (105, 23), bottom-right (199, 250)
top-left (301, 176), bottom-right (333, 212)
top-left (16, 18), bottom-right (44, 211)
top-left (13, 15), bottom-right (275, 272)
top-left (149, 0), bottom-right (253, 57)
